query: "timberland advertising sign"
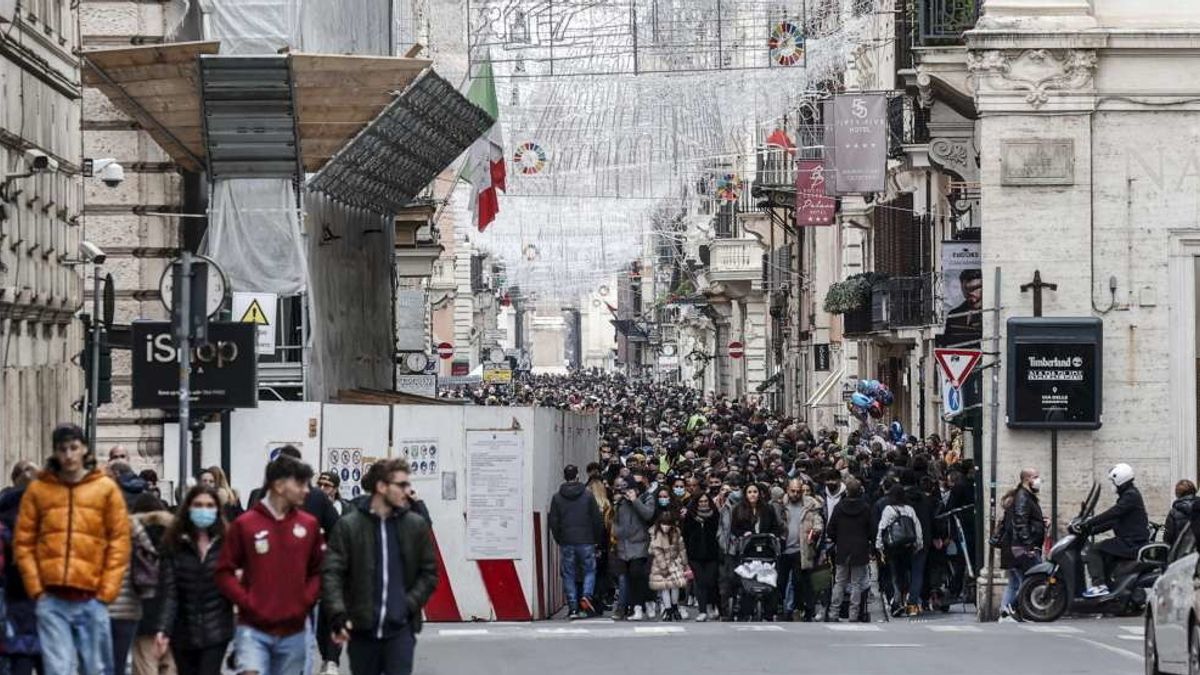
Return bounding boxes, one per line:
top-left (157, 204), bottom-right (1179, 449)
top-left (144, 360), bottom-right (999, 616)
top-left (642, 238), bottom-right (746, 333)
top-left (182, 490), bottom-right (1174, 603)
top-left (1006, 317), bottom-right (1102, 430)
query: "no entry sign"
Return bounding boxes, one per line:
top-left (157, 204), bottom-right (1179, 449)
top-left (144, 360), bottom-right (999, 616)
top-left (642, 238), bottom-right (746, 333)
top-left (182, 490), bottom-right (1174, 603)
top-left (728, 341), bottom-right (744, 359)
top-left (437, 342), bottom-right (454, 360)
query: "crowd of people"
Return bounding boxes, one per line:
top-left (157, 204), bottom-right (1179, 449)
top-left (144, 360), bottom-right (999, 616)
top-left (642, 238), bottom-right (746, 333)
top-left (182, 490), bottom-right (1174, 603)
top-left (459, 371), bottom-right (982, 623)
top-left (0, 424), bottom-right (437, 675)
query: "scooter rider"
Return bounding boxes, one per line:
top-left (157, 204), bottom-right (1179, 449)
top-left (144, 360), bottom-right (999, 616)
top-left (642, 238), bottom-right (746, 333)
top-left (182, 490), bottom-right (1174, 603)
top-left (1073, 463), bottom-right (1149, 597)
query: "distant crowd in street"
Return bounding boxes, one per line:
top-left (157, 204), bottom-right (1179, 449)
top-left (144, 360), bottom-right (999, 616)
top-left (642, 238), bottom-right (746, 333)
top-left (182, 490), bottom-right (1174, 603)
top-left (450, 371), bottom-right (980, 622)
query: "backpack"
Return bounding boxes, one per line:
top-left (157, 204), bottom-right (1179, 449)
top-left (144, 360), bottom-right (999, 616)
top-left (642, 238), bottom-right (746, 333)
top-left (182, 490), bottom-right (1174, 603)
top-left (883, 507), bottom-right (918, 550)
top-left (130, 520), bottom-right (160, 598)
top-left (989, 506), bottom-right (1014, 549)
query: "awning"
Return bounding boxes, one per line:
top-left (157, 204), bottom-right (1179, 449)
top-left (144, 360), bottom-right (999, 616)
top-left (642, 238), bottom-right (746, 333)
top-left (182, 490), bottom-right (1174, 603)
top-left (81, 43), bottom-right (473, 191)
top-left (805, 362), bottom-right (847, 408)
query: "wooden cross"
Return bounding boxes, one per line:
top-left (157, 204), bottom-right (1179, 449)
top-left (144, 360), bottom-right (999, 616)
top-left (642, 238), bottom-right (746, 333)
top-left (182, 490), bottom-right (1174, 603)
top-left (1020, 270), bottom-right (1057, 318)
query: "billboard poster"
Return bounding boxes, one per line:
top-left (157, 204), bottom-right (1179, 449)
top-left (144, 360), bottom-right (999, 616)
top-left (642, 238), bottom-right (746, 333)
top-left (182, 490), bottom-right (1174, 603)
top-left (832, 94), bottom-right (887, 194)
top-left (1006, 318), bottom-right (1103, 430)
top-left (795, 160), bottom-right (836, 225)
top-left (941, 241), bottom-right (982, 347)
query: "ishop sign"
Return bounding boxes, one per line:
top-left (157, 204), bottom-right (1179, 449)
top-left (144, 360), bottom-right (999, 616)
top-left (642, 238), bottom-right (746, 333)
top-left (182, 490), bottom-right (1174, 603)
top-left (1006, 317), bottom-right (1102, 430)
top-left (132, 321), bottom-right (258, 410)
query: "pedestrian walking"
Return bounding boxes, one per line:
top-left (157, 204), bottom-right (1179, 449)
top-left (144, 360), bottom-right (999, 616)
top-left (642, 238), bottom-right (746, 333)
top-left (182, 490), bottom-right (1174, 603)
top-left (199, 466), bottom-right (243, 522)
top-left (648, 506), bottom-right (689, 621)
top-left (130, 493), bottom-right (176, 675)
top-left (1164, 479), bottom-right (1196, 547)
top-left (14, 423), bottom-right (132, 675)
top-left (155, 486), bottom-right (232, 675)
top-left (683, 491), bottom-right (720, 622)
top-left (781, 479), bottom-right (824, 622)
top-left (215, 453), bottom-right (323, 675)
top-left (1002, 468), bottom-right (1045, 620)
top-left (827, 478), bottom-right (873, 622)
top-left (548, 464), bottom-right (605, 618)
top-left (587, 478), bottom-right (615, 612)
top-left (612, 477), bottom-right (655, 620)
top-left (877, 483), bottom-right (924, 617)
top-left (323, 458), bottom-right (438, 675)
top-left (317, 472), bottom-right (349, 517)
top-left (0, 461), bottom-right (41, 675)
top-left (107, 462), bottom-right (161, 675)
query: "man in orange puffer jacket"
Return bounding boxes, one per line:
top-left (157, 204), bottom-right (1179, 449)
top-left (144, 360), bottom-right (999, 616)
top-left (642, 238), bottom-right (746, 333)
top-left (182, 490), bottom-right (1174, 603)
top-left (14, 423), bottom-right (131, 675)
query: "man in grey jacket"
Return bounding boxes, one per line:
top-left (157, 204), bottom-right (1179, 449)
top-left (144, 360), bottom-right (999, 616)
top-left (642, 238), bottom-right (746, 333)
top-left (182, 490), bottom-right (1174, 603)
top-left (612, 477), bottom-right (655, 620)
top-left (549, 465), bottom-right (605, 619)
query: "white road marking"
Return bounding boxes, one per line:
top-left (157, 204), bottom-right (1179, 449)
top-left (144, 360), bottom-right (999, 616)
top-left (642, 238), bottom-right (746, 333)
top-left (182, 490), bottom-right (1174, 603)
top-left (633, 626), bottom-right (686, 634)
top-left (536, 628), bottom-right (591, 635)
top-left (439, 629), bottom-right (490, 636)
top-left (1022, 625), bottom-right (1083, 634)
top-left (826, 624), bottom-right (883, 632)
top-left (1073, 637), bottom-right (1142, 661)
top-left (831, 643), bottom-right (922, 648)
top-left (925, 625), bottom-right (983, 633)
top-left (734, 625), bottom-right (785, 632)
top-left (1120, 625), bottom-right (1145, 635)
top-left (1118, 635), bottom-right (1142, 641)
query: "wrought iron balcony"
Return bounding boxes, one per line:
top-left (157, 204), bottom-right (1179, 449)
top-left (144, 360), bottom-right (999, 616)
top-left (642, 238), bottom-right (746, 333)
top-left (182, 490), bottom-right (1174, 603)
top-left (756, 147), bottom-right (795, 189)
top-left (843, 304), bottom-right (874, 337)
top-left (918, 0), bottom-right (981, 46)
top-left (872, 275), bottom-right (936, 330)
top-left (708, 238), bottom-right (763, 283)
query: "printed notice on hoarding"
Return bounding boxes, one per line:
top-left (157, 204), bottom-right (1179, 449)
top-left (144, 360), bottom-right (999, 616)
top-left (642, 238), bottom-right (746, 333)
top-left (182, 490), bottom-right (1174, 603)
top-left (465, 430), bottom-right (524, 560)
top-left (397, 437), bottom-right (442, 481)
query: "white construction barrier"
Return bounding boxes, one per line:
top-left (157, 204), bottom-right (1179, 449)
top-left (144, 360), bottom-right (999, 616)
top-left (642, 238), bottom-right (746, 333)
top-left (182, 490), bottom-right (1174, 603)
top-left (165, 402), bottom-right (597, 621)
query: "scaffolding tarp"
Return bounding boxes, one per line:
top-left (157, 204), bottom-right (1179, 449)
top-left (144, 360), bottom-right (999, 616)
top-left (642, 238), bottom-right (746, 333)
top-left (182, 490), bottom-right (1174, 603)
top-left (201, 178), bottom-right (308, 295)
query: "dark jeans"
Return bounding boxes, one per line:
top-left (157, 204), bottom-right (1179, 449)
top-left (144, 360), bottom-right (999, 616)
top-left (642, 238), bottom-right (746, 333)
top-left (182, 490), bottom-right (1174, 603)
top-left (888, 549), bottom-right (914, 608)
top-left (718, 554), bottom-right (737, 617)
top-left (561, 544), bottom-right (597, 609)
top-left (908, 549), bottom-right (928, 605)
top-left (778, 554), bottom-right (816, 619)
top-left (4, 655), bottom-right (42, 675)
top-left (348, 627), bottom-right (416, 675)
top-left (173, 643), bottom-right (228, 675)
top-left (112, 618), bottom-right (138, 675)
top-left (689, 559), bottom-right (719, 612)
top-left (625, 557), bottom-right (650, 608)
top-left (317, 602), bottom-right (344, 663)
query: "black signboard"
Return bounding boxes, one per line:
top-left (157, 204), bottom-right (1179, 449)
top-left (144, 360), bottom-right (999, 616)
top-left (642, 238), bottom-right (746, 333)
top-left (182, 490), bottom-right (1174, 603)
top-left (131, 321), bottom-right (258, 410)
top-left (814, 343), bottom-right (831, 372)
top-left (1006, 317), bottom-right (1102, 429)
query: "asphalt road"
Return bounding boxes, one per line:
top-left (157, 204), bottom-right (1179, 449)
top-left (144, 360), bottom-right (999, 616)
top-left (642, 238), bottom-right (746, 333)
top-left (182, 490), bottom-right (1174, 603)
top-left (414, 614), bottom-right (1144, 675)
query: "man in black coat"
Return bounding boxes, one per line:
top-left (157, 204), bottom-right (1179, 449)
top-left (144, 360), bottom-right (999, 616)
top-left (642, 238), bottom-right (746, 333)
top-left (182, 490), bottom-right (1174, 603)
top-left (1010, 468), bottom-right (1046, 574)
top-left (1164, 479), bottom-right (1196, 547)
top-left (548, 465), bottom-right (604, 618)
top-left (827, 478), bottom-right (873, 622)
top-left (1081, 463), bottom-right (1149, 593)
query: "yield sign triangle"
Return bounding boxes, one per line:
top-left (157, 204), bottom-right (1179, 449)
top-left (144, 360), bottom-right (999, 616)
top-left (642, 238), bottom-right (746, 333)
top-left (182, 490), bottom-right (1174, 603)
top-left (240, 299), bottom-right (270, 326)
top-left (934, 348), bottom-right (982, 388)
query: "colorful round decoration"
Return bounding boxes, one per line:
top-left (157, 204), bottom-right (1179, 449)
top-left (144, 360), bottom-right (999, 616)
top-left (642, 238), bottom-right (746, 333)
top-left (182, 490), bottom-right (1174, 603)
top-left (513, 141), bottom-right (547, 175)
top-left (715, 174), bottom-right (741, 202)
top-left (767, 21), bottom-right (805, 66)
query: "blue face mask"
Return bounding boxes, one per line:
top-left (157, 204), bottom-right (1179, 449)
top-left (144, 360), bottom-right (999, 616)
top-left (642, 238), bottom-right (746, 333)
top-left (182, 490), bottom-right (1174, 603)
top-left (730, 490), bottom-right (743, 502)
top-left (672, 487), bottom-right (685, 497)
top-left (657, 497), bottom-right (670, 507)
top-left (189, 507), bottom-right (218, 529)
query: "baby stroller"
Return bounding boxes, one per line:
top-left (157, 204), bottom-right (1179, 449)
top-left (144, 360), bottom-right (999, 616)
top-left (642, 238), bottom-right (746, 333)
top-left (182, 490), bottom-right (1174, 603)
top-left (734, 533), bottom-right (781, 621)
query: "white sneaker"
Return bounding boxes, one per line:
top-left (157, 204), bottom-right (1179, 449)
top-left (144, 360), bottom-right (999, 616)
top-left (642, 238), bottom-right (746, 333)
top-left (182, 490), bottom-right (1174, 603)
top-left (695, 612), bottom-right (708, 622)
top-left (645, 603), bottom-right (657, 619)
top-left (678, 606), bottom-right (688, 619)
top-left (321, 662), bottom-right (340, 675)
top-left (1083, 585), bottom-right (1110, 598)
top-left (632, 606), bottom-right (645, 621)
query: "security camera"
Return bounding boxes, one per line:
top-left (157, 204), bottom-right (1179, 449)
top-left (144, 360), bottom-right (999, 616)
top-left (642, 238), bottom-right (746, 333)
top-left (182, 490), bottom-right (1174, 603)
top-left (95, 159), bottom-right (124, 188)
top-left (79, 241), bottom-right (106, 265)
top-left (24, 149), bottom-right (58, 174)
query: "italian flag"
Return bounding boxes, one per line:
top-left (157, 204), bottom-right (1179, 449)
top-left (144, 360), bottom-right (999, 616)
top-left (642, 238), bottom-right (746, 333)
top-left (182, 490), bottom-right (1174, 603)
top-left (464, 57), bottom-right (506, 233)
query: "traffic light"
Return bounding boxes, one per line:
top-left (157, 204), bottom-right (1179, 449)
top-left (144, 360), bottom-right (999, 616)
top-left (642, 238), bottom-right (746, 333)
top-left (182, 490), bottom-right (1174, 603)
top-left (83, 326), bottom-right (112, 405)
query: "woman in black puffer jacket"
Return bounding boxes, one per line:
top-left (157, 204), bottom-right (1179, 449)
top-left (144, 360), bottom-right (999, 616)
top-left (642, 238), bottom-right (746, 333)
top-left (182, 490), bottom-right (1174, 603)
top-left (155, 485), bottom-right (235, 675)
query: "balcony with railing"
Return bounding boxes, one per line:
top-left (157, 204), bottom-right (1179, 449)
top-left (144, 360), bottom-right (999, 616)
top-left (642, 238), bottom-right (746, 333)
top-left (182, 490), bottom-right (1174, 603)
top-left (917, 0), bottom-right (981, 46)
top-left (708, 238), bottom-right (764, 283)
top-left (872, 275), bottom-right (936, 330)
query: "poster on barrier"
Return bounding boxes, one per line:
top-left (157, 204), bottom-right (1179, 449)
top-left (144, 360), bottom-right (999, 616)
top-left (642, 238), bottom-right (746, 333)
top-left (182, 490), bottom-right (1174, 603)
top-left (465, 430), bottom-right (524, 560)
top-left (397, 437), bottom-right (441, 480)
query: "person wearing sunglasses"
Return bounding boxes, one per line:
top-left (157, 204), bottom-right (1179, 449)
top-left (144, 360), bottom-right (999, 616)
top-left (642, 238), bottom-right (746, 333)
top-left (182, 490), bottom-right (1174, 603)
top-left (322, 458), bottom-right (437, 675)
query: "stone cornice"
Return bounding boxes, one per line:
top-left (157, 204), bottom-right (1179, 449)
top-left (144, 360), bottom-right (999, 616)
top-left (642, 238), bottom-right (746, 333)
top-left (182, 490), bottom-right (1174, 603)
top-left (968, 48), bottom-right (1098, 112)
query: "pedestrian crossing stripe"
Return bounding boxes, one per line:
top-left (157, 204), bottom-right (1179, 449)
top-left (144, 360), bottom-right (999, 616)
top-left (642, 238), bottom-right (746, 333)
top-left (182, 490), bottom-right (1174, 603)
top-left (439, 628), bottom-right (490, 636)
top-left (1120, 626), bottom-right (1145, 634)
top-left (1022, 625), bottom-right (1083, 634)
top-left (926, 626), bottom-right (983, 633)
top-left (826, 624), bottom-right (882, 632)
top-left (240, 298), bottom-right (270, 325)
top-left (633, 626), bottom-right (685, 634)
top-left (536, 628), bottom-right (591, 634)
top-left (734, 625), bottom-right (785, 632)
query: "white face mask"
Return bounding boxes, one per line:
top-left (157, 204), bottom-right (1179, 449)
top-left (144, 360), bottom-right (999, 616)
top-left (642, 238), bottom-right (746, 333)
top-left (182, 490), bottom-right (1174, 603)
top-left (1030, 477), bottom-right (1042, 491)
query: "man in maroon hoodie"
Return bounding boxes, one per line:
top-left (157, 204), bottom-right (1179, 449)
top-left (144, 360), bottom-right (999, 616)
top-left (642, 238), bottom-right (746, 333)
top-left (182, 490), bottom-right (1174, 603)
top-left (216, 453), bottom-right (323, 675)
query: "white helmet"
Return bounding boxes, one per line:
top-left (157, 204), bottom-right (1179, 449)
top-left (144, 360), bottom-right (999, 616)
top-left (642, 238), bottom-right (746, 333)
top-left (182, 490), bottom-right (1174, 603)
top-left (1108, 463), bottom-right (1135, 487)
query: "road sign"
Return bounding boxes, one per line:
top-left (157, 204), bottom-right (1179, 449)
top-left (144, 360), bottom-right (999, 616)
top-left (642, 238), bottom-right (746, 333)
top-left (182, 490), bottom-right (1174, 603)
top-left (232, 292), bottom-right (277, 356)
top-left (934, 348), bottom-right (982, 388)
top-left (728, 341), bottom-right (745, 359)
top-left (131, 321), bottom-right (257, 410)
top-left (483, 365), bottom-right (513, 385)
top-left (942, 382), bottom-right (964, 418)
top-left (396, 374), bottom-right (438, 398)
top-left (437, 342), bottom-right (455, 360)
top-left (159, 254), bottom-right (228, 319)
